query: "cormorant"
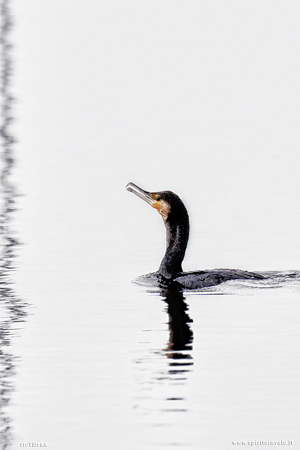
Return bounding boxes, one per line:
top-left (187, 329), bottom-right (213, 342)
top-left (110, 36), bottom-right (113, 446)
top-left (126, 182), bottom-right (265, 289)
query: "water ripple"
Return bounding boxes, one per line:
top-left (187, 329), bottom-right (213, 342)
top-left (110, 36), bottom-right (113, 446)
top-left (0, 2), bottom-right (28, 447)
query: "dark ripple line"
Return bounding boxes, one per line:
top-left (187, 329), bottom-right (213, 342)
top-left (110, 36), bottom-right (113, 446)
top-left (0, 1), bottom-right (28, 448)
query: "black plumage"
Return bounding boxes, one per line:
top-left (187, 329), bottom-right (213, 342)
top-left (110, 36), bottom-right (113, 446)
top-left (126, 182), bottom-right (264, 289)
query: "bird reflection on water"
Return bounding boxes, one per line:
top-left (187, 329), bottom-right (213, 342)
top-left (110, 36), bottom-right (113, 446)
top-left (161, 285), bottom-right (194, 411)
top-left (161, 285), bottom-right (193, 355)
top-left (0, 2), bottom-right (27, 447)
top-left (132, 284), bottom-right (194, 419)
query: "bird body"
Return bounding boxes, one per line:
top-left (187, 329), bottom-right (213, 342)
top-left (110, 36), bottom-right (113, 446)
top-left (126, 182), bottom-right (264, 289)
top-left (173, 268), bottom-right (264, 289)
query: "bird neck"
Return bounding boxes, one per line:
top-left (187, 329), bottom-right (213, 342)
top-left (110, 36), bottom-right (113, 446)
top-left (158, 213), bottom-right (189, 280)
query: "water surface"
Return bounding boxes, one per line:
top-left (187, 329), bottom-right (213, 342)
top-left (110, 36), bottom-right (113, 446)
top-left (2, 1), bottom-right (300, 449)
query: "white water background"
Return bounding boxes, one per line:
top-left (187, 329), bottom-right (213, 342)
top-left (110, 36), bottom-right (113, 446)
top-left (2, 1), bottom-right (300, 449)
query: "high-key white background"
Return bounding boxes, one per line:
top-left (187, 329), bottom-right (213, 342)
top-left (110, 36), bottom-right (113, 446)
top-left (8, 1), bottom-right (300, 449)
top-left (14, 0), bottom-right (300, 276)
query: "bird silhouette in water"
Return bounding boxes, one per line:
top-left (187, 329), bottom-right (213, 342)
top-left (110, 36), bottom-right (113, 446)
top-left (126, 182), bottom-right (265, 289)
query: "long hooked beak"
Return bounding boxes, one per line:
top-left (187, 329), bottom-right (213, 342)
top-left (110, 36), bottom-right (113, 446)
top-left (126, 182), bottom-right (156, 206)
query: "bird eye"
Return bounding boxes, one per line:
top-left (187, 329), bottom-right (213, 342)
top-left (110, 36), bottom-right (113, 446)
top-left (156, 195), bottom-right (161, 201)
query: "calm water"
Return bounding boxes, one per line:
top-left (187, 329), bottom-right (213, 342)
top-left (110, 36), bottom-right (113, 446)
top-left (1, 1), bottom-right (300, 449)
